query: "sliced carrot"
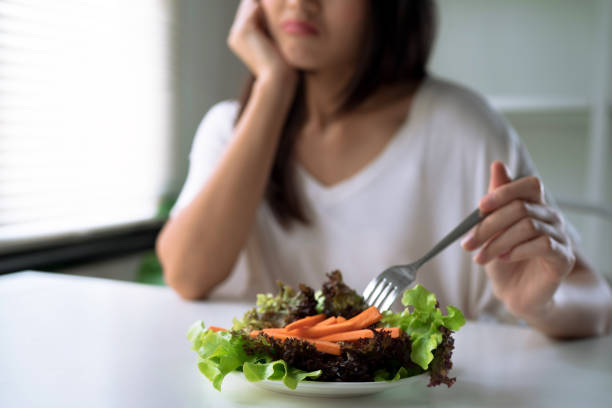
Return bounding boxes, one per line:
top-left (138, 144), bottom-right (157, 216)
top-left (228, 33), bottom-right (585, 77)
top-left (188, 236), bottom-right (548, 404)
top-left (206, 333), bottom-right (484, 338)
top-left (300, 320), bottom-right (355, 338)
top-left (308, 339), bottom-right (341, 356)
top-left (259, 331), bottom-right (341, 355)
top-left (318, 327), bottom-right (402, 342)
top-left (314, 316), bottom-right (337, 327)
top-left (318, 329), bottom-right (374, 342)
top-left (208, 326), bottom-right (227, 332)
top-left (262, 328), bottom-right (291, 335)
top-left (250, 327), bottom-right (305, 338)
top-left (246, 309), bottom-right (385, 354)
top-left (348, 306), bottom-right (382, 329)
top-left (314, 316), bottom-right (346, 327)
top-left (375, 327), bottom-right (401, 338)
top-left (284, 313), bottom-right (327, 330)
top-left (261, 332), bottom-right (302, 341)
top-left (286, 328), bottom-right (309, 337)
top-left (301, 306), bottom-right (382, 338)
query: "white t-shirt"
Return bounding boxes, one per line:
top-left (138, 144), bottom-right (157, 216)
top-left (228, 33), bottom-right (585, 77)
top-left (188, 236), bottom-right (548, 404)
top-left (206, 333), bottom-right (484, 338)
top-left (171, 76), bottom-right (548, 322)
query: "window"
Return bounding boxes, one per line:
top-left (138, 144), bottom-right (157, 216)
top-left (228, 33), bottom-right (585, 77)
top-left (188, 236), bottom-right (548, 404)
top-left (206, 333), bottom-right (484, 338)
top-left (0, 0), bottom-right (174, 254)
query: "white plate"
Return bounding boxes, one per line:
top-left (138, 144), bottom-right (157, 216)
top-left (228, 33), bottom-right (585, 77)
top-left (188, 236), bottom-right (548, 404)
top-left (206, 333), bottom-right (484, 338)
top-left (230, 371), bottom-right (428, 398)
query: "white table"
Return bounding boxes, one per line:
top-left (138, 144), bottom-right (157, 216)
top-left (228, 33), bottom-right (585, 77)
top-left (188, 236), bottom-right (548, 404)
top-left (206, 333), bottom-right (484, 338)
top-left (1, 271), bottom-right (610, 407)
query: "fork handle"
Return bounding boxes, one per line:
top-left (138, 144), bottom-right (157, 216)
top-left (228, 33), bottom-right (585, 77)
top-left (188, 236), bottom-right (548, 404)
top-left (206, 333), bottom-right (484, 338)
top-left (413, 208), bottom-right (487, 269)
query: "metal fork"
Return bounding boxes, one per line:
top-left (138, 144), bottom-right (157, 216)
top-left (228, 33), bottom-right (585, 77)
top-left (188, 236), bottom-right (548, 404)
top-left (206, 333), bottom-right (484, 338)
top-left (363, 207), bottom-right (489, 311)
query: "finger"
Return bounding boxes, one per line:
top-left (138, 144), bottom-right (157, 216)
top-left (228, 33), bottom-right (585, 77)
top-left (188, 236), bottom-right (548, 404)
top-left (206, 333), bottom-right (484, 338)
top-left (497, 235), bottom-right (573, 266)
top-left (480, 176), bottom-right (544, 214)
top-left (230, 0), bottom-right (263, 39)
top-left (228, 0), bottom-right (277, 75)
top-left (473, 218), bottom-right (566, 265)
top-left (488, 161), bottom-right (512, 193)
top-left (235, 0), bottom-right (258, 21)
top-left (462, 200), bottom-right (560, 251)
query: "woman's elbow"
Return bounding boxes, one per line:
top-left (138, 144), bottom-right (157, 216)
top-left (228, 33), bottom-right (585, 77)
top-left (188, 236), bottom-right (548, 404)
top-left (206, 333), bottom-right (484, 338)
top-left (155, 233), bottom-right (206, 300)
top-left (160, 250), bottom-right (224, 301)
top-left (155, 223), bottom-right (228, 300)
top-left (166, 271), bottom-right (210, 300)
top-left (159, 258), bottom-right (212, 300)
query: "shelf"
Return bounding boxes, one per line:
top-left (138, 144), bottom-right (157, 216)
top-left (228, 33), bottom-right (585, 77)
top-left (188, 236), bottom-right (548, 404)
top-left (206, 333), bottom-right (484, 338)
top-left (488, 96), bottom-right (591, 114)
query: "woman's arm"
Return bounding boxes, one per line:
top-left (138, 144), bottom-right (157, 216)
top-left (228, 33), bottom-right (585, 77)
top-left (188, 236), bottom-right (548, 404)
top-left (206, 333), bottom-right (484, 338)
top-left (521, 254), bottom-right (612, 338)
top-left (156, 0), bottom-right (298, 299)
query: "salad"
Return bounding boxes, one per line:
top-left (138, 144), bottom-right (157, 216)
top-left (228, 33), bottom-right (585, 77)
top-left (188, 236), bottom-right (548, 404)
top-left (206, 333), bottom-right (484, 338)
top-left (187, 271), bottom-right (465, 390)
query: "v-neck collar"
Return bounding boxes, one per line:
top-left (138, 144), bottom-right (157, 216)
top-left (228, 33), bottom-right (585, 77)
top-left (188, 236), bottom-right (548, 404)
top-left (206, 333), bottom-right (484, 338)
top-left (295, 78), bottom-right (430, 206)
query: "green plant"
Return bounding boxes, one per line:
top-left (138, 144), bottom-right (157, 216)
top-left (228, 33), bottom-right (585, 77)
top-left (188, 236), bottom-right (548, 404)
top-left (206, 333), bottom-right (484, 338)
top-left (135, 194), bottom-right (176, 286)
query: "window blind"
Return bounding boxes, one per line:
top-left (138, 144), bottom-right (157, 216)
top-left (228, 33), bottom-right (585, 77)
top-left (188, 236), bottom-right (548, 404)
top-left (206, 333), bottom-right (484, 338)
top-left (0, 0), bottom-right (174, 253)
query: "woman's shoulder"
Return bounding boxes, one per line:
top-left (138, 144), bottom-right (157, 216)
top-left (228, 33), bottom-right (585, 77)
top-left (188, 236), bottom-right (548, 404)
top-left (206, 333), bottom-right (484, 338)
top-left (198, 99), bottom-right (240, 129)
top-left (209, 99), bottom-right (240, 115)
top-left (424, 77), bottom-right (506, 130)
top-left (421, 76), bottom-right (518, 147)
top-left (193, 99), bottom-right (240, 144)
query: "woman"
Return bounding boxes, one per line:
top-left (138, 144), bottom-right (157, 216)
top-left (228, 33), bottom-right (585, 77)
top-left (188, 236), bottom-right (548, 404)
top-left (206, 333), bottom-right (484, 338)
top-left (156, 0), bottom-right (612, 338)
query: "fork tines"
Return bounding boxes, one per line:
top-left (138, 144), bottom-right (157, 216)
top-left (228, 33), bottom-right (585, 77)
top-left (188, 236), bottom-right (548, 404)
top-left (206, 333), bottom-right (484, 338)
top-left (363, 277), bottom-right (399, 312)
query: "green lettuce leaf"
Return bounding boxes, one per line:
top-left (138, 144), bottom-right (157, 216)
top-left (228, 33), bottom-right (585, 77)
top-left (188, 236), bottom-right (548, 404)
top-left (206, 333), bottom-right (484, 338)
top-left (380, 285), bottom-right (466, 370)
top-left (231, 282), bottom-right (317, 332)
top-left (243, 359), bottom-right (321, 389)
top-left (374, 365), bottom-right (423, 382)
top-left (314, 290), bottom-right (325, 314)
top-left (188, 321), bottom-right (321, 390)
top-left (188, 321), bottom-right (254, 390)
top-left (321, 270), bottom-right (367, 318)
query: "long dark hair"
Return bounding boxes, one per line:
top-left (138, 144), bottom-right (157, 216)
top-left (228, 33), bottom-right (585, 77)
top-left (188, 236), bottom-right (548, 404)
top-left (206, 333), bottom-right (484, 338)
top-left (235, 0), bottom-right (437, 228)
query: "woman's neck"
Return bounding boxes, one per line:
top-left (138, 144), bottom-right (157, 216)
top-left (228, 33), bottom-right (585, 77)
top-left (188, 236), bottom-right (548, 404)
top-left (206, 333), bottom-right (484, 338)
top-left (302, 67), bottom-right (418, 132)
top-left (302, 66), bottom-right (351, 129)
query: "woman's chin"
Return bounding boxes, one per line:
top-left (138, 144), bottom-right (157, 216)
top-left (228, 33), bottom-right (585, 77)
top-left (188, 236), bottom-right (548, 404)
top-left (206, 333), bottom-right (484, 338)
top-left (284, 58), bottom-right (320, 72)
top-left (282, 51), bottom-right (352, 75)
top-left (280, 49), bottom-right (324, 71)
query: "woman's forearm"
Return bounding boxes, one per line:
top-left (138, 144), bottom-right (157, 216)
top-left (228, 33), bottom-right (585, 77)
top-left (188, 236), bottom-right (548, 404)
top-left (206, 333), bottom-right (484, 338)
top-left (156, 73), bottom-right (296, 299)
top-left (522, 255), bottom-right (612, 339)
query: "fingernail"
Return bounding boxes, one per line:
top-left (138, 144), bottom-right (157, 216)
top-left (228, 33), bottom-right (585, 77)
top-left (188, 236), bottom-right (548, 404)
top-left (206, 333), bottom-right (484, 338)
top-left (461, 233), bottom-right (475, 250)
top-left (502, 163), bottom-right (512, 179)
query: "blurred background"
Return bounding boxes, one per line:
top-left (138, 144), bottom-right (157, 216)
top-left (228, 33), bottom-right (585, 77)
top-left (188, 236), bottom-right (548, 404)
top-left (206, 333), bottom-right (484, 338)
top-left (0, 0), bottom-right (610, 285)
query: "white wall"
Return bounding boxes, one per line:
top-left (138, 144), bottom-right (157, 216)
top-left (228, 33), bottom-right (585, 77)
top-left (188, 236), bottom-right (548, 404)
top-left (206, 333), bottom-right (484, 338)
top-left (431, 0), bottom-right (598, 101)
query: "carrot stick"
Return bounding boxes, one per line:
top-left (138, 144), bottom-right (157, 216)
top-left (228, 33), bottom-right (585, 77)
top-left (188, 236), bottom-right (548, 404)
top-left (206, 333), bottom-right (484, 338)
top-left (261, 332), bottom-right (302, 341)
top-left (249, 327), bottom-right (306, 338)
top-left (348, 306), bottom-right (382, 329)
top-left (336, 316), bottom-right (347, 323)
top-left (301, 306), bottom-right (382, 338)
top-left (284, 313), bottom-right (327, 330)
top-left (314, 316), bottom-right (337, 327)
top-left (262, 328), bottom-right (291, 335)
top-left (300, 320), bottom-right (355, 338)
top-left (260, 332), bottom-right (341, 355)
top-left (208, 326), bottom-right (227, 332)
top-left (375, 327), bottom-right (401, 338)
top-left (249, 330), bottom-right (294, 339)
top-left (308, 339), bottom-right (341, 356)
top-left (317, 329), bottom-right (374, 342)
